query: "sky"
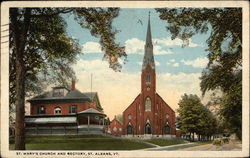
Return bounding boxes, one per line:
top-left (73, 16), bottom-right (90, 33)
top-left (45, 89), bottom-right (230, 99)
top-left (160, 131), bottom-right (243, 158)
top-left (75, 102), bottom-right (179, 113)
top-left (63, 8), bottom-right (211, 119)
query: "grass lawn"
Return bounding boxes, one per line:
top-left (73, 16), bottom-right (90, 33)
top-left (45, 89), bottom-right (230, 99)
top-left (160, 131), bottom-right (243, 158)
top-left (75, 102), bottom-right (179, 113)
top-left (145, 138), bottom-right (188, 147)
top-left (9, 135), bottom-right (153, 150)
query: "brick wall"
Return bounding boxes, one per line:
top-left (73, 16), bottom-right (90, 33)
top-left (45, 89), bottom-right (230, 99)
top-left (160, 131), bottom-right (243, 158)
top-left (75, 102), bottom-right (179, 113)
top-left (30, 101), bottom-right (98, 115)
top-left (108, 118), bottom-right (123, 135)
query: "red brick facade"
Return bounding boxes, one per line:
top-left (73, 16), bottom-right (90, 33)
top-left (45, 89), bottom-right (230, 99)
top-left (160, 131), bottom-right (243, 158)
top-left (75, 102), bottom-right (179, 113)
top-left (30, 100), bottom-right (98, 115)
top-left (122, 15), bottom-right (176, 137)
top-left (108, 117), bottom-right (123, 136)
top-left (29, 80), bottom-right (101, 116)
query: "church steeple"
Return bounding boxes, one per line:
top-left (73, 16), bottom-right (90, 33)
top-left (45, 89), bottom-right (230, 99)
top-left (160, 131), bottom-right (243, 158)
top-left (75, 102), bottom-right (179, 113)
top-left (142, 12), bottom-right (155, 70)
top-left (146, 12), bottom-right (152, 46)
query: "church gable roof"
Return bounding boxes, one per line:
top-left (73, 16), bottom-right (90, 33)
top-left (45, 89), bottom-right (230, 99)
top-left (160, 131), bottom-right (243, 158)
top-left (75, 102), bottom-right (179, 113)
top-left (123, 94), bottom-right (141, 113)
top-left (156, 93), bottom-right (175, 113)
top-left (111, 118), bottom-right (123, 126)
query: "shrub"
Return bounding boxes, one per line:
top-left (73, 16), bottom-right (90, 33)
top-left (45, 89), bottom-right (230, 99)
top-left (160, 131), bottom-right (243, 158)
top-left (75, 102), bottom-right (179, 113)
top-left (221, 137), bottom-right (230, 144)
top-left (212, 138), bottom-right (223, 146)
top-left (212, 137), bottom-right (230, 146)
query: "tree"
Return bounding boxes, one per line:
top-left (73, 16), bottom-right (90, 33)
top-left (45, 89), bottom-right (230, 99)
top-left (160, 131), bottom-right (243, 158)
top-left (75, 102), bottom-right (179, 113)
top-left (177, 94), bottom-right (203, 141)
top-left (10, 8), bottom-right (125, 150)
top-left (196, 105), bottom-right (217, 141)
top-left (156, 8), bottom-right (242, 139)
top-left (177, 94), bottom-right (217, 141)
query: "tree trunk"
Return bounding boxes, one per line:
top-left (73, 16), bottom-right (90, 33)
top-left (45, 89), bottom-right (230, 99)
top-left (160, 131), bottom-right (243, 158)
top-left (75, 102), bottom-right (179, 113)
top-left (15, 57), bottom-right (26, 150)
top-left (11, 8), bottom-right (31, 150)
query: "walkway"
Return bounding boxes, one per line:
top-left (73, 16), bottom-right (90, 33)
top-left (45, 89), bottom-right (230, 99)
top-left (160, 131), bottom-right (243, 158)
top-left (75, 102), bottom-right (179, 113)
top-left (137, 140), bottom-right (242, 151)
top-left (137, 142), bottom-right (196, 151)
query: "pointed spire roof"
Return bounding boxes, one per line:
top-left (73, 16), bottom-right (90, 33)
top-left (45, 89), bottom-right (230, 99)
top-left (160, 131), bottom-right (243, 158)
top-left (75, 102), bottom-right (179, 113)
top-left (142, 11), bottom-right (155, 70)
top-left (146, 12), bottom-right (152, 46)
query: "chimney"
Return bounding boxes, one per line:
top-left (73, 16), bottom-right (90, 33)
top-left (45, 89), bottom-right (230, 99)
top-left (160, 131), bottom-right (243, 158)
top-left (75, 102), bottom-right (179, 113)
top-left (71, 79), bottom-right (75, 91)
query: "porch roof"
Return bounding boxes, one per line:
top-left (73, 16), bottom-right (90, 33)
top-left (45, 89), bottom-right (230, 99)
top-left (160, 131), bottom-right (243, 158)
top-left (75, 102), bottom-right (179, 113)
top-left (78, 108), bottom-right (106, 116)
top-left (25, 116), bottom-right (77, 124)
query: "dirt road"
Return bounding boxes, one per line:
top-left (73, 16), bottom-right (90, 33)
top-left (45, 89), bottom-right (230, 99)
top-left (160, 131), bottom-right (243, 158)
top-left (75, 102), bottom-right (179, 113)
top-left (179, 140), bottom-right (242, 151)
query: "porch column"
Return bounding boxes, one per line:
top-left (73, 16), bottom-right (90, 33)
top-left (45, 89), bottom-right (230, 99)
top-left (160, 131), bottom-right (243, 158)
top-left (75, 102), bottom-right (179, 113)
top-left (102, 117), bottom-right (105, 127)
top-left (88, 115), bottom-right (90, 132)
top-left (102, 117), bottom-right (105, 134)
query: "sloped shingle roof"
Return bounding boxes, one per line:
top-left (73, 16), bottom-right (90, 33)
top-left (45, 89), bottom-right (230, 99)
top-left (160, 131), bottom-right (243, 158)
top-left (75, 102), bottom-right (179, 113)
top-left (78, 108), bottom-right (106, 116)
top-left (28, 89), bottom-right (92, 102)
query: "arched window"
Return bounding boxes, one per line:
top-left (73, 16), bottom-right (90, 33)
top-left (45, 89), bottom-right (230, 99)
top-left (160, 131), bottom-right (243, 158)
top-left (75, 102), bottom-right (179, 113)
top-left (146, 72), bottom-right (151, 84)
top-left (54, 107), bottom-right (61, 115)
top-left (145, 97), bottom-right (151, 112)
top-left (166, 114), bottom-right (169, 119)
top-left (38, 106), bottom-right (46, 114)
top-left (164, 122), bottom-right (171, 134)
top-left (145, 123), bottom-right (152, 134)
top-left (127, 124), bottom-right (133, 134)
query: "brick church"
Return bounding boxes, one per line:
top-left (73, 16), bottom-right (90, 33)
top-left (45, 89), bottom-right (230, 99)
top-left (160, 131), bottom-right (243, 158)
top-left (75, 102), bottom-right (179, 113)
top-left (122, 14), bottom-right (176, 137)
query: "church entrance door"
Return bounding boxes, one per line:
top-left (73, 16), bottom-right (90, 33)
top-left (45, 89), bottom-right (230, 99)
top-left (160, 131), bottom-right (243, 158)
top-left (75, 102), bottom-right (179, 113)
top-left (145, 123), bottom-right (152, 134)
top-left (127, 125), bottom-right (133, 135)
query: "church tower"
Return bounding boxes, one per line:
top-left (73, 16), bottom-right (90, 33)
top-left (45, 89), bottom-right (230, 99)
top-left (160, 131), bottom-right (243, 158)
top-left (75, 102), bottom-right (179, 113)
top-left (141, 12), bottom-right (156, 94)
top-left (140, 12), bottom-right (156, 134)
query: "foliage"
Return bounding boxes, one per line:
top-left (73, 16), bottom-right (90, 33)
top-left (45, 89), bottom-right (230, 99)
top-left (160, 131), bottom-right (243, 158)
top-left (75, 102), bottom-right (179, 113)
top-left (156, 8), bottom-right (242, 139)
top-left (196, 105), bottom-right (217, 138)
top-left (177, 94), bottom-right (217, 141)
top-left (9, 7), bottom-right (125, 108)
top-left (9, 7), bottom-right (124, 149)
top-left (212, 137), bottom-right (230, 146)
top-left (177, 94), bottom-right (203, 135)
top-left (73, 8), bottom-right (126, 71)
top-left (10, 8), bottom-right (81, 107)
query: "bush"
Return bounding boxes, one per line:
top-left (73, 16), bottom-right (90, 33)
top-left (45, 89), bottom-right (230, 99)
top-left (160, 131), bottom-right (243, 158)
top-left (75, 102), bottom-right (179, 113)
top-left (212, 138), bottom-right (222, 146)
top-left (221, 137), bottom-right (230, 144)
top-left (212, 137), bottom-right (230, 146)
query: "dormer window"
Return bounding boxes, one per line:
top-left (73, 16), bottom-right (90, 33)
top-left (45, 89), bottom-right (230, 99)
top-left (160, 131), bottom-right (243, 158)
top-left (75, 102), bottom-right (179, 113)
top-left (53, 89), bottom-right (64, 97)
top-left (52, 87), bottom-right (69, 97)
top-left (146, 72), bottom-right (151, 84)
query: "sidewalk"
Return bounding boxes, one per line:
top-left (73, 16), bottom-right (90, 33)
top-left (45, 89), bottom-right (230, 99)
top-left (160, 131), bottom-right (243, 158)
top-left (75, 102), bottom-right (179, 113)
top-left (137, 142), bottom-right (196, 151)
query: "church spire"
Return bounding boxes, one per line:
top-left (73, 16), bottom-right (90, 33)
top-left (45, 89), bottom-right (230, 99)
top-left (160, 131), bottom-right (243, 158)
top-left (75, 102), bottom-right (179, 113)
top-left (142, 11), bottom-right (155, 70)
top-left (146, 11), bottom-right (152, 46)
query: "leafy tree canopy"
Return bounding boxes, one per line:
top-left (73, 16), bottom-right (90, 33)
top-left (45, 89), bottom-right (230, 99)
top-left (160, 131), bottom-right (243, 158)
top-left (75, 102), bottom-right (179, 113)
top-left (177, 94), bottom-right (217, 141)
top-left (10, 8), bottom-right (125, 106)
top-left (156, 8), bottom-right (242, 139)
top-left (10, 7), bottom-right (124, 149)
